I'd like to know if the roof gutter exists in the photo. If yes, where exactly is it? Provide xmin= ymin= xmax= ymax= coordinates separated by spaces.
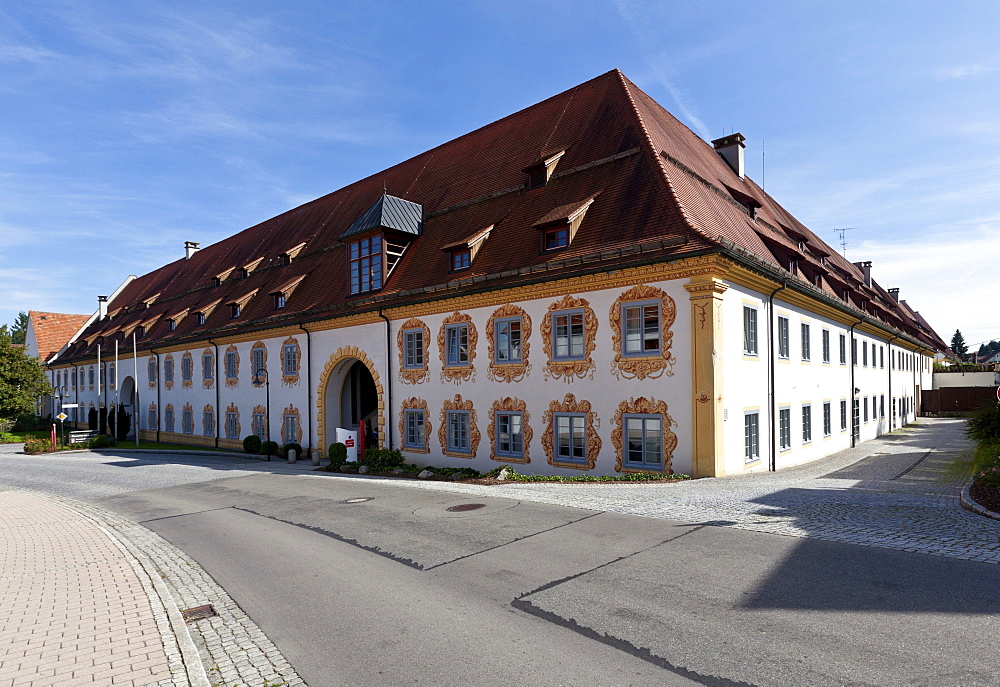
xmin=297 ymin=324 xmax=313 ymax=457
xmin=376 ymin=309 xmax=393 ymax=450
xmin=767 ymin=280 xmax=788 ymax=471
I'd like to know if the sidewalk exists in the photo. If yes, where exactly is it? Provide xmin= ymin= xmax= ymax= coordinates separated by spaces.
xmin=0 ymin=492 xmax=182 ymax=686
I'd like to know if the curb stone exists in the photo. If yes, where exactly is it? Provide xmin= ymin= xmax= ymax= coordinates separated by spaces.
xmin=960 ymin=482 xmax=1000 ymax=521
xmin=11 ymin=488 xmax=308 ymax=687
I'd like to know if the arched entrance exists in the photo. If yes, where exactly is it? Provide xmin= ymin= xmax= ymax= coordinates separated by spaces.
xmin=317 ymin=347 xmax=385 ymax=455
xmin=119 ymin=376 xmax=137 ymax=439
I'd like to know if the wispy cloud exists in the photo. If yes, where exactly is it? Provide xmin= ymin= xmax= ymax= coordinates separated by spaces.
xmin=935 ymin=63 xmax=995 ymax=80
xmin=0 ymin=44 xmax=59 ymax=63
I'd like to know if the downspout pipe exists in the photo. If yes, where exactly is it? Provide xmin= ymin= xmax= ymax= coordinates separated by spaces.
xmin=849 ymin=318 xmax=865 ymax=448
xmin=71 ymin=363 xmax=79 ymax=427
xmin=886 ymin=335 xmax=899 ymax=431
xmin=209 ymin=340 xmax=220 ymax=448
xmin=377 ymin=309 xmax=393 ymax=450
xmin=767 ymin=281 xmax=788 ymax=472
xmin=297 ymin=324 xmax=312 ymax=456
xmin=152 ymin=349 xmax=161 ymax=443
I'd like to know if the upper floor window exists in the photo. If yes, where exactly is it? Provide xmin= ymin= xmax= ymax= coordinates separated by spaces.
xmin=543 ymin=226 xmax=569 ymax=252
xmin=196 ymin=312 xmax=205 ymax=326
xmin=231 ymin=304 xmax=241 ymax=318
xmin=445 ymin=324 xmax=470 ymax=367
xmin=862 ymin=341 xmax=868 ymax=366
xmin=777 ymin=316 xmax=790 ymax=359
xmin=839 ymin=333 xmax=847 ymax=365
xmin=282 ymin=343 xmax=298 ymax=375
xmin=167 ymin=319 xmax=176 ymax=331
xmin=822 ymin=329 xmax=831 ymax=363
xmin=202 ymin=352 xmax=213 ymax=380
xmin=493 ymin=317 xmax=523 ymax=364
xmin=403 ymin=329 xmax=424 ymax=369
xmin=451 ymin=249 xmax=471 ymax=271
xmin=181 ymin=355 xmax=193 ymax=382
xmin=251 ymin=345 xmax=266 ymax=378
xmin=225 ymin=350 xmax=238 ymax=379
xmin=553 ymin=309 xmax=585 ymax=360
xmin=622 ymin=301 xmax=660 ymax=356
xmin=137 ymin=326 xmax=145 ymax=337
xmin=801 ymin=323 xmax=811 ymax=361
xmin=743 ymin=306 xmax=758 ymax=355
xmin=349 ymin=235 xmax=383 ymax=294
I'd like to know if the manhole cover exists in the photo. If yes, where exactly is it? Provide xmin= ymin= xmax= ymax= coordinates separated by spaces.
xmin=446 ymin=503 xmax=486 ymax=512
xmin=181 ymin=604 xmax=217 ymax=623
xmin=340 ymin=497 xmax=374 ymax=504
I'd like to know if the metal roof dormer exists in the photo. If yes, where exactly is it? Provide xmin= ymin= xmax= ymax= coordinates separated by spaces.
xmin=339 ymin=193 xmax=423 ymax=242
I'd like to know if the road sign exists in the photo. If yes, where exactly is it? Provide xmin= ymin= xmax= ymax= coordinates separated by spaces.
xmin=997 ymin=387 xmax=1000 ymax=402
xmin=56 ymin=413 xmax=68 ymax=421
xmin=62 ymin=403 xmax=79 ymax=408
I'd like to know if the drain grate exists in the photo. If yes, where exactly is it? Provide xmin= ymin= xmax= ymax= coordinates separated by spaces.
xmin=446 ymin=503 xmax=486 ymax=512
xmin=340 ymin=497 xmax=375 ymax=504
xmin=181 ymin=604 xmax=217 ymax=623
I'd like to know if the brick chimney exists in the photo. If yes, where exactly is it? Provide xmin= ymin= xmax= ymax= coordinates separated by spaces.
xmin=711 ymin=133 xmax=746 ymax=179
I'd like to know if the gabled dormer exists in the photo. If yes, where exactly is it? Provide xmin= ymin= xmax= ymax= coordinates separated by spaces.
xmin=523 ymin=150 xmax=565 ymax=190
xmin=279 ymin=241 xmax=307 ymax=267
xmin=339 ymin=194 xmax=423 ymax=295
xmin=269 ymin=274 xmax=307 ymax=310
xmin=442 ymin=225 xmax=492 ymax=272
xmin=533 ymin=195 xmax=596 ymax=253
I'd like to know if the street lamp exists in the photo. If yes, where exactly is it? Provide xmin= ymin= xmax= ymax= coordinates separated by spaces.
xmin=253 ymin=367 xmax=271 ymax=461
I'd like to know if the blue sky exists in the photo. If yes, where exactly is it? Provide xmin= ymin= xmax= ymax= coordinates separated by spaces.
xmin=2 ymin=1 xmax=998 ymax=349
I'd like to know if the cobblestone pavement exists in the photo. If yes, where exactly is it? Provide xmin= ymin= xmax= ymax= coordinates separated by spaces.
xmin=0 ymin=488 xmax=306 ymax=687
xmin=302 ymin=417 xmax=1000 ymax=564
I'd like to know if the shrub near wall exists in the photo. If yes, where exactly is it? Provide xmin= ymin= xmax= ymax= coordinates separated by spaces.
xmin=968 ymin=402 xmax=1000 ymax=512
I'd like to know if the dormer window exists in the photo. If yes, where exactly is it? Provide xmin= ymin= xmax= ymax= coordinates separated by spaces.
xmin=543 ymin=227 xmax=569 ymax=251
xmin=274 ymin=293 xmax=286 ymax=309
xmin=349 ymin=235 xmax=383 ymax=294
xmin=137 ymin=326 xmax=145 ymax=337
xmin=231 ymin=304 xmax=241 ymax=318
xmin=533 ymin=196 xmax=596 ymax=255
xmin=196 ymin=312 xmax=205 ymax=326
xmin=237 ymin=268 xmax=249 ymax=280
xmin=279 ymin=254 xmax=291 ymax=267
xmin=168 ymin=320 xmax=176 ymax=331
xmin=523 ymin=150 xmax=565 ymax=190
xmin=212 ymin=276 xmax=222 ymax=287
xmin=451 ymin=249 xmax=471 ymax=271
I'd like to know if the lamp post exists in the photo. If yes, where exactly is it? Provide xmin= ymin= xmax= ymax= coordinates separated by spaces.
xmin=253 ymin=368 xmax=271 ymax=461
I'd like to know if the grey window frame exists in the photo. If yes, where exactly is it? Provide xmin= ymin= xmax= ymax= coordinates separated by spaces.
xmin=622 ymin=300 xmax=661 ymax=356
xmin=148 ymin=408 xmax=157 ymax=432
xmin=446 ymin=409 xmax=471 ymax=453
xmin=493 ymin=316 xmax=523 ymax=364
xmin=165 ymin=407 xmax=174 ymax=433
xmin=554 ymin=412 xmax=588 ymax=463
xmin=147 ymin=359 xmax=156 ymax=383
xmin=495 ymin=411 xmax=525 ymax=459
xmin=552 ymin=309 xmax=585 ymax=360
xmin=840 ymin=399 xmax=847 ymax=431
xmin=283 ymin=414 xmax=297 ymax=444
xmin=164 ymin=358 xmax=174 ymax=383
xmin=252 ymin=348 xmax=266 ymax=378
xmin=403 ymin=329 xmax=424 ymax=369
xmin=743 ymin=306 xmax=758 ymax=355
xmin=283 ymin=344 xmax=298 ymax=375
xmin=225 ymin=412 xmax=238 ymax=439
xmin=445 ymin=324 xmax=470 ymax=367
xmin=202 ymin=410 xmax=214 ymax=436
xmin=778 ymin=408 xmax=791 ymax=450
xmin=202 ymin=353 xmax=213 ymax=380
xmin=225 ymin=351 xmax=238 ymax=379
xmin=404 ymin=409 xmax=425 ymax=449
xmin=863 ymin=397 xmax=869 ymax=423
xmin=823 ymin=402 xmax=832 ymax=437
xmin=802 ymin=404 xmax=812 ymax=443
xmin=839 ymin=333 xmax=847 ymax=365
xmin=252 ymin=413 xmax=266 ymax=439
xmin=181 ymin=355 xmax=192 ymax=382
xmin=182 ymin=409 xmax=193 ymax=435
xmin=744 ymin=411 xmax=760 ymax=463
xmin=801 ymin=323 xmax=811 ymax=361
xmin=623 ymin=414 xmax=663 ymax=469
xmin=862 ymin=341 xmax=868 ymax=367
xmin=822 ymin=329 xmax=831 ymax=363
xmin=777 ymin=316 xmax=790 ymax=359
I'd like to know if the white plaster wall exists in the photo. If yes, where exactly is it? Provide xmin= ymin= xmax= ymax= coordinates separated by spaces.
xmin=933 ymin=371 xmax=999 ymax=388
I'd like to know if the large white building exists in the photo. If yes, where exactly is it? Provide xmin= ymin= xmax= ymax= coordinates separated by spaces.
xmin=44 ymin=70 xmax=947 ymax=477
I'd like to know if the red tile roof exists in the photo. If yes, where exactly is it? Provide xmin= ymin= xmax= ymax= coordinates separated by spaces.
xmin=28 ymin=311 xmax=89 ymax=363
xmin=58 ymin=69 xmax=947 ymax=361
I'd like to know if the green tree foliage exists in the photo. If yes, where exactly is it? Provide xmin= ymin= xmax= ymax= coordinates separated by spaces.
xmin=951 ymin=329 xmax=969 ymax=360
xmin=0 ymin=327 xmax=51 ymax=420
xmin=976 ymin=340 xmax=1000 ymax=358
xmin=8 ymin=312 xmax=28 ymax=346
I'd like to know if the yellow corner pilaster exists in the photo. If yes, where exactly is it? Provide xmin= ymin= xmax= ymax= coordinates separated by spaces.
xmin=684 ymin=277 xmax=728 ymax=478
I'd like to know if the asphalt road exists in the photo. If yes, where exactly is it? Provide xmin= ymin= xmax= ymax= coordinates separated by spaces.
xmin=1 ymin=444 xmax=998 ymax=686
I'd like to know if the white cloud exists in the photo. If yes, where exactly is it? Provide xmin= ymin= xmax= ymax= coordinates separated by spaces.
xmin=0 ymin=45 xmax=59 ymax=63
xmin=935 ymin=63 xmax=995 ymax=80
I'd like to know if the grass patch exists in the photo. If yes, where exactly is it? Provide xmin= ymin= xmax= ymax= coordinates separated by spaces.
xmin=0 ymin=429 xmax=51 ymax=444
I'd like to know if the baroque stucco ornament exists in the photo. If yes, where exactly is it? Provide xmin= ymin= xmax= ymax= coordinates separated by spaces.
xmin=438 ymin=394 xmax=480 ymax=458
xmin=539 ymin=294 xmax=598 ymax=381
xmin=438 ymin=312 xmax=477 ymax=384
xmin=224 ymin=345 xmax=240 ymax=388
xmin=609 ymin=284 xmax=677 ymax=380
xmin=281 ymin=336 xmax=302 ymax=387
xmin=542 ymin=393 xmax=601 ymax=471
xmin=397 ymin=318 xmax=430 ymax=385
xmin=487 ymin=397 xmax=533 ymax=464
xmin=610 ymin=397 xmax=679 ymax=473
xmin=398 ymin=397 xmax=430 ymax=453
xmin=486 ymin=304 xmax=532 ymax=383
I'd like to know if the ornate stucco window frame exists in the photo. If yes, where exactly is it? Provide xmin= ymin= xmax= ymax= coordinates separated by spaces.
xmin=486 ymin=305 xmax=531 ymax=383
xmin=488 ymin=397 xmax=532 ymax=464
xmin=542 ymin=393 xmax=601 ymax=470
xmin=609 ymin=284 xmax=676 ymax=380
xmin=610 ymin=397 xmax=678 ymax=473
xmin=540 ymin=295 xmax=597 ymax=381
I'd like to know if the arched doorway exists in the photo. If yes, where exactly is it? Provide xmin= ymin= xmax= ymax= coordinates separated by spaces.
xmin=317 ymin=347 xmax=385 ymax=455
xmin=118 ymin=376 xmax=137 ymax=439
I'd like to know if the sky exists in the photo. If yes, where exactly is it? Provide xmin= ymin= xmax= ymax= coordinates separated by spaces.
xmin=1 ymin=1 xmax=999 ymax=350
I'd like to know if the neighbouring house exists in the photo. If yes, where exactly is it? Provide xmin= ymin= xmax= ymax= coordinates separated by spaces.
xmin=25 ymin=311 xmax=90 ymax=417
xmin=42 ymin=69 xmax=949 ymax=476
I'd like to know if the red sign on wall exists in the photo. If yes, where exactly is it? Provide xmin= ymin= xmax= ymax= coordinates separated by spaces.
xmin=345 ymin=438 xmax=355 ymax=447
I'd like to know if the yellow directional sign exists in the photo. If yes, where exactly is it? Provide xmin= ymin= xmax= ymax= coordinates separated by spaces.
xmin=56 ymin=413 xmax=68 ymax=421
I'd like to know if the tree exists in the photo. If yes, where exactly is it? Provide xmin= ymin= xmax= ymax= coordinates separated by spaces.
xmin=951 ymin=329 xmax=969 ymax=361
xmin=8 ymin=312 xmax=28 ymax=346
xmin=0 ymin=327 xmax=51 ymax=420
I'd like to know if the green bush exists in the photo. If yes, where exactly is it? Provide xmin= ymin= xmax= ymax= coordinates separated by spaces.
xmin=973 ymin=452 xmax=1000 ymax=488
xmin=362 ymin=447 xmax=405 ymax=471
xmin=327 ymin=442 xmax=348 ymax=469
xmin=243 ymin=435 xmax=262 ymax=454
xmin=89 ymin=435 xmax=113 ymax=449
xmin=280 ymin=442 xmax=303 ymax=460
xmin=259 ymin=440 xmax=279 ymax=456
xmin=966 ymin=401 xmax=1000 ymax=442
xmin=23 ymin=438 xmax=52 ymax=454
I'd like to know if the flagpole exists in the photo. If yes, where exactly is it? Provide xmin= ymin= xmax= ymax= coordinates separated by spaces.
xmin=97 ymin=344 xmax=102 ymax=432
xmin=133 ymin=333 xmax=140 ymax=448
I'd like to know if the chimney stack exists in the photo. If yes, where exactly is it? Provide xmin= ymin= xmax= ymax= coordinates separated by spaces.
xmin=888 ymin=288 xmax=899 ymax=302
xmin=184 ymin=241 xmax=200 ymax=260
xmin=711 ymin=133 xmax=746 ymax=179
xmin=98 ymin=295 xmax=108 ymax=320
xmin=852 ymin=260 xmax=872 ymax=286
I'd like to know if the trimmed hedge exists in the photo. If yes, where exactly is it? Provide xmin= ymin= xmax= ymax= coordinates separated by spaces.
xmin=243 ymin=435 xmax=262 ymax=454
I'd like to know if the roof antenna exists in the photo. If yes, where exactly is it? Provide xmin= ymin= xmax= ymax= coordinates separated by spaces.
xmin=761 ymin=138 xmax=765 ymax=192
xmin=382 ymin=178 xmax=387 ymax=194
xmin=834 ymin=227 xmax=855 ymax=257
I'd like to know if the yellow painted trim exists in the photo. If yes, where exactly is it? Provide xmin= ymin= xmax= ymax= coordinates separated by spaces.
xmin=684 ymin=276 xmax=728 ymax=478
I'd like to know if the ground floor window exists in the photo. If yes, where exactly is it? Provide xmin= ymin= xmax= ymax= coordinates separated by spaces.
xmin=182 ymin=409 xmax=193 ymax=434
xmin=495 ymin=412 xmax=524 ymax=459
xmin=840 ymin=400 xmax=847 ymax=431
xmin=447 ymin=410 xmax=471 ymax=454
xmin=744 ymin=412 xmax=759 ymax=463
xmin=148 ymin=408 xmax=157 ymax=432
xmin=624 ymin=414 xmax=662 ymax=469
xmin=863 ymin=397 xmax=869 ymax=423
xmin=404 ymin=409 xmax=425 ymax=450
xmin=226 ymin=412 xmax=238 ymax=439
xmin=823 ymin=402 xmax=831 ymax=437
xmin=203 ymin=409 xmax=214 ymax=436
xmin=165 ymin=407 xmax=174 ymax=433
xmin=802 ymin=405 xmax=812 ymax=443
xmin=252 ymin=413 xmax=266 ymax=439
xmin=283 ymin=414 xmax=298 ymax=444
xmin=778 ymin=408 xmax=791 ymax=450
xmin=555 ymin=413 xmax=587 ymax=463
xmin=880 ymin=395 xmax=885 ymax=419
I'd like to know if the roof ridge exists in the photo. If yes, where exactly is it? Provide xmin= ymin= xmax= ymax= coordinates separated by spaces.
xmin=612 ymin=70 xmax=718 ymax=248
